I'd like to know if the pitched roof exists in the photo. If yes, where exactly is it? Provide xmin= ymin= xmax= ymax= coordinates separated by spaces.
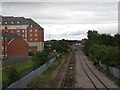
xmin=2 ymin=33 xmax=22 ymax=43
xmin=1 ymin=16 xmax=43 ymax=29
xmin=2 ymin=16 xmax=27 ymax=25
xmin=26 ymin=18 xmax=41 ymax=29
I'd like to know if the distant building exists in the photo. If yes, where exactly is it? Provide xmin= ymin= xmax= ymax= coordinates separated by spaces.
xmin=81 ymin=38 xmax=87 ymax=47
xmin=2 ymin=34 xmax=29 ymax=58
xmin=1 ymin=16 xmax=44 ymax=52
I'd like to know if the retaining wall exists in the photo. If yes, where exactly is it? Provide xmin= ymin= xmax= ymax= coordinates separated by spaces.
xmin=98 ymin=60 xmax=120 ymax=79
xmin=6 ymin=54 xmax=61 ymax=89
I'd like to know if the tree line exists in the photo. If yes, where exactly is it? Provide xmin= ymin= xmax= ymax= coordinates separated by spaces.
xmin=84 ymin=30 xmax=120 ymax=69
xmin=33 ymin=39 xmax=70 ymax=69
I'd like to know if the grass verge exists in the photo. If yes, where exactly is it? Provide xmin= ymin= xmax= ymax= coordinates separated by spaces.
xmin=2 ymin=61 xmax=33 ymax=89
xmin=27 ymin=54 xmax=67 ymax=88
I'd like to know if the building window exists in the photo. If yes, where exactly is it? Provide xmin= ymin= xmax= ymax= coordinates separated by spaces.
xmin=17 ymin=26 xmax=20 ymax=29
xmin=5 ymin=30 xmax=8 ymax=33
xmin=35 ymin=38 xmax=38 ymax=40
xmin=30 ymin=30 xmax=32 ymax=32
xmin=31 ymin=25 xmax=32 ymax=27
xmin=5 ymin=22 xmax=7 ymax=24
xmin=22 ymin=26 xmax=25 ymax=29
xmin=22 ymin=34 xmax=24 ymax=37
xmin=35 ymin=34 xmax=38 ymax=36
xmin=2 ymin=47 xmax=4 ymax=50
xmin=30 ymin=34 xmax=32 ymax=36
xmin=17 ymin=21 xmax=19 ymax=24
xmin=35 ymin=29 xmax=37 ymax=32
xmin=17 ymin=30 xmax=20 ymax=33
xmin=0 ymin=22 xmax=1 ymax=24
xmin=11 ymin=30 xmax=14 ymax=33
xmin=22 ymin=30 xmax=24 ymax=32
xmin=30 ymin=38 xmax=32 ymax=41
xmin=11 ymin=22 xmax=14 ymax=24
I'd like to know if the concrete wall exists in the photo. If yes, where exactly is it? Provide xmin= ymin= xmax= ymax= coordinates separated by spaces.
xmin=6 ymin=54 xmax=61 ymax=89
xmin=6 ymin=57 xmax=57 ymax=88
xmin=98 ymin=60 xmax=120 ymax=79
xmin=2 ymin=56 xmax=32 ymax=67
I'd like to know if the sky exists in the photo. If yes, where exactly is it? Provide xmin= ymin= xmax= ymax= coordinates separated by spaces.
xmin=0 ymin=0 xmax=119 ymax=40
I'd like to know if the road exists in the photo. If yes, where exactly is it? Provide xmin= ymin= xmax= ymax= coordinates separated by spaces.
xmin=75 ymin=47 xmax=119 ymax=89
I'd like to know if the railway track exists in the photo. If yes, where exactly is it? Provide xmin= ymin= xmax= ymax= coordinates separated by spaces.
xmin=79 ymin=49 xmax=109 ymax=90
xmin=61 ymin=50 xmax=76 ymax=89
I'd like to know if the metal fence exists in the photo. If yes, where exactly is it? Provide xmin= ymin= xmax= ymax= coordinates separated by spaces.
xmin=2 ymin=56 xmax=32 ymax=67
xmin=98 ymin=60 xmax=120 ymax=79
xmin=6 ymin=54 xmax=61 ymax=89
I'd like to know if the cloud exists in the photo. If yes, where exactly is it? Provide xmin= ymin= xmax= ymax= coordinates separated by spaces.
xmin=41 ymin=24 xmax=118 ymax=40
xmin=2 ymin=2 xmax=118 ymax=24
xmin=1 ymin=2 xmax=118 ymax=40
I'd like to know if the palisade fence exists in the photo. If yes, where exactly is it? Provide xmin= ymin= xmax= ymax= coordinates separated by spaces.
xmin=97 ymin=59 xmax=120 ymax=79
xmin=6 ymin=54 xmax=61 ymax=89
xmin=2 ymin=56 xmax=32 ymax=67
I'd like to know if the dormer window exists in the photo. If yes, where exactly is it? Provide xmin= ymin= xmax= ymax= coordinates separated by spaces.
xmin=0 ymin=22 xmax=1 ymax=24
xmin=17 ymin=21 xmax=19 ymax=24
xmin=11 ymin=22 xmax=13 ymax=24
xmin=5 ymin=22 xmax=7 ymax=24
xmin=31 ymin=25 xmax=32 ymax=27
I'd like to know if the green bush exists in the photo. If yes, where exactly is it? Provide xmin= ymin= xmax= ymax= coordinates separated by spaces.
xmin=3 ymin=67 xmax=19 ymax=89
xmin=33 ymin=50 xmax=51 ymax=69
xmin=7 ymin=67 xmax=19 ymax=83
xmin=89 ymin=44 xmax=119 ymax=69
xmin=84 ymin=30 xmax=120 ymax=69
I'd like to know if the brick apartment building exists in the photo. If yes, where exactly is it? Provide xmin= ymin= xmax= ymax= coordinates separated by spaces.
xmin=1 ymin=16 xmax=44 ymax=48
xmin=2 ymin=33 xmax=29 ymax=58
xmin=0 ymin=16 xmax=44 ymax=59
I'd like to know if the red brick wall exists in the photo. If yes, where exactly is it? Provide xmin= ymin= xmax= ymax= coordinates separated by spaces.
xmin=8 ymin=38 xmax=29 ymax=56
xmin=2 ymin=28 xmax=44 ymax=42
xmin=29 ymin=48 xmax=37 ymax=53
xmin=2 ymin=29 xmax=26 ymax=38
xmin=27 ymin=28 xmax=44 ymax=42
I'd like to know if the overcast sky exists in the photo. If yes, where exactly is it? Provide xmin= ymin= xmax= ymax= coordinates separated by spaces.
xmin=1 ymin=0 xmax=119 ymax=40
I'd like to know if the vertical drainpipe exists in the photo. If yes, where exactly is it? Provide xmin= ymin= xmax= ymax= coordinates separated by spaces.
xmin=3 ymin=33 xmax=6 ymax=60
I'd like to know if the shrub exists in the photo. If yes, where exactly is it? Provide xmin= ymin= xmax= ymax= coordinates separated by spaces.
xmin=7 ymin=68 xmax=19 ymax=83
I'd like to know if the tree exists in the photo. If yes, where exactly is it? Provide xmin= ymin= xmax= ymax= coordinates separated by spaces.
xmin=100 ymin=34 xmax=114 ymax=46
xmin=87 ymin=30 xmax=99 ymax=39
xmin=113 ymin=34 xmax=120 ymax=48
xmin=33 ymin=50 xmax=51 ymax=69
xmin=51 ymin=40 xmax=69 ymax=53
